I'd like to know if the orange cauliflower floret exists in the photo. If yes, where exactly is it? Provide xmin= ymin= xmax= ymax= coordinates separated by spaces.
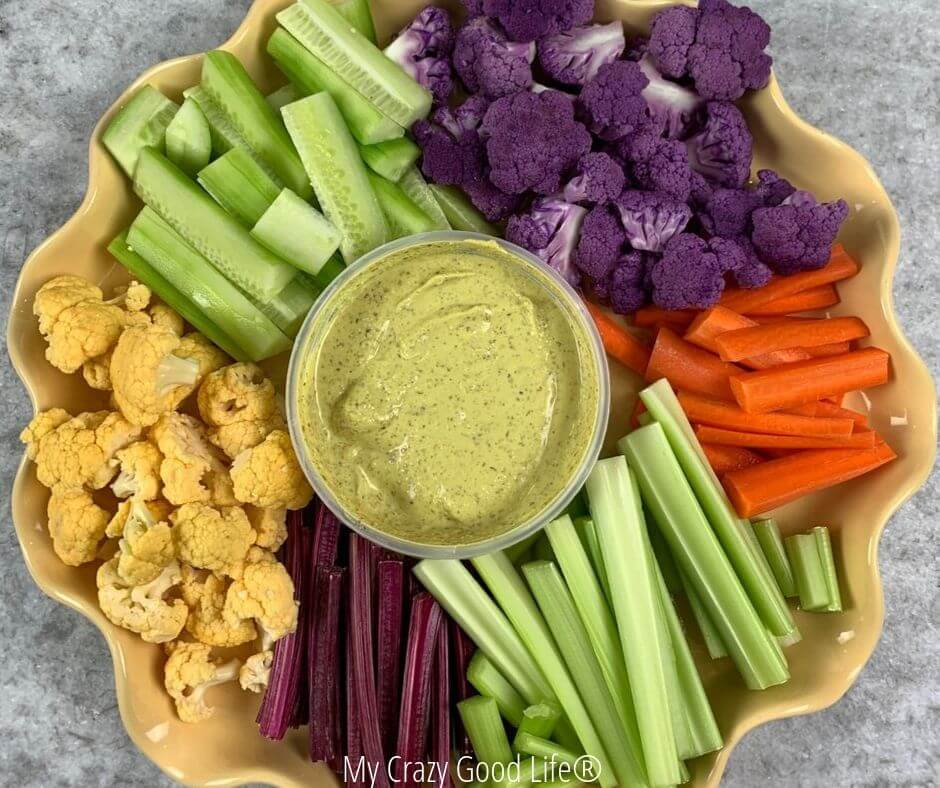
xmin=151 ymin=413 xmax=235 ymax=506
xmin=30 ymin=411 xmax=141 ymax=491
xmin=163 ymin=642 xmax=240 ymax=723
xmin=180 ymin=566 xmax=257 ymax=647
xmin=19 ymin=408 xmax=71 ymax=461
xmin=113 ymin=498 xmax=175 ymax=585
xmin=110 ymin=440 xmax=163 ymax=500
xmin=110 ymin=324 xmax=201 ymax=427
xmin=230 ymin=430 xmax=313 ymax=510
xmin=117 ymin=281 xmax=152 ymax=312
xmin=47 ymin=488 xmax=111 ymax=566
xmin=246 ymin=506 xmax=288 ymax=552
xmin=33 ymin=276 xmax=102 ymax=336
xmin=170 ymin=503 xmax=255 ymax=575
xmin=96 ymin=558 xmax=187 ymax=643
xmin=239 ymin=650 xmax=274 ymax=694
xmin=224 ymin=558 xmax=298 ymax=645
xmin=82 ymin=350 xmax=113 ymax=391
xmin=106 ymin=498 xmax=173 ymax=538
xmin=177 ymin=333 xmax=230 ymax=383
xmin=149 ymin=302 xmax=184 ymax=336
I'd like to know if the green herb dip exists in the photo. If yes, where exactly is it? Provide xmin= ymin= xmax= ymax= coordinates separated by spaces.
xmin=297 ymin=239 xmax=601 ymax=547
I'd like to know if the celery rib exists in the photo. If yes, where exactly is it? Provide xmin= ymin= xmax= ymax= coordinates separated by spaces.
xmin=467 ymin=652 xmax=526 ymax=728
xmin=458 ymin=696 xmax=513 ymax=766
xmin=751 ymin=518 xmax=798 ymax=598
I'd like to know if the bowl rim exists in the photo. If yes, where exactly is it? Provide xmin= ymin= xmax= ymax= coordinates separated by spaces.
xmin=5 ymin=0 xmax=937 ymax=785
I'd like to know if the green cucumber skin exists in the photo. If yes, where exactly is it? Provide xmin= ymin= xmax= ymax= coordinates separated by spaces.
xmin=164 ymin=98 xmax=211 ymax=177
xmin=367 ymin=171 xmax=436 ymax=239
xmin=267 ymin=27 xmax=403 ymax=145
xmin=283 ymin=94 xmax=388 ymax=262
xmin=265 ymin=83 xmax=303 ymax=112
xmin=359 ymin=137 xmax=420 ymax=182
xmin=429 ymin=184 xmax=498 ymax=235
xmin=108 ymin=231 xmax=249 ymax=362
xmin=398 ymin=167 xmax=450 ymax=230
xmin=126 ymin=208 xmax=291 ymax=360
xmin=255 ymin=275 xmax=318 ymax=337
xmin=102 ymin=85 xmax=179 ymax=177
xmin=332 ymin=0 xmax=376 ymax=42
xmin=134 ymin=147 xmax=297 ymax=301
xmin=197 ymin=147 xmax=281 ymax=228
xmin=251 ymin=188 xmax=342 ymax=275
xmin=201 ymin=50 xmax=312 ymax=200
xmin=278 ymin=0 xmax=432 ymax=128
xmin=315 ymin=253 xmax=346 ymax=289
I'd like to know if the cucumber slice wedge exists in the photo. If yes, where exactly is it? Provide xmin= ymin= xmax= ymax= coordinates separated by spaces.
xmin=429 ymin=184 xmax=498 ymax=235
xmin=102 ymin=85 xmax=178 ymax=177
xmin=164 ymin=97 xmax=211 ymax=176
xmin=108 ymin=231 xmax=249 ymax=362
xmin=251 ymin=188 xmax=342 ymax=276
xmin=332 ymin=0 xmax=376 ymax=42
xmin=398 ymin=167 xmax=450 ymax=230
xmin=282 ymin=94 xmax=388 ymax=262
xmin=201 ymin=50 xmax=311 ymax=200
xmin=367 ymin=171 xmax=437 ymax=239
xmin=277 ymin=0 xmax=432 ymax=127
xmin=265 ymin=83 xmax=303 ymax=112
xmin=358 ymin=137 xmax=420 ymax=182
xmin=267 ymin=27 xmax=403 ymax=145
xmin=134 ymin=147 xmax=297 ymax=301
xmin=197 ymin=147 xmax=281 ymax=227
xmin=124 ymin=210 xmax=291 ymax=360
xmin=255 ymin=274 xmax=319 ymax=337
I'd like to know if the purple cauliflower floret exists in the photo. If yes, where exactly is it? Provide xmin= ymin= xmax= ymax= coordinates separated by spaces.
xmin=751 ymin=191 xmax=849 ymax=274
xmin=614 ymin=190 xmax=692 ymax=253
xmin=481 ymin=90 xmax=592 ymax=195
xmin=506 ymin=197 xmax=587 ymax=286
xmin=624 ymin=36 xmax=649 ymax=62
xmin=606 ymin=251 xmax=650 ymax=314
xmin=462 ymin=0 xmax=485 ymax=16
xmin=384 ymin=6 xmax=455 ymax=105
xmin=637 ymin=55 xmax=704 ymax=140
xmin=431 ymin=94 xmax=490 ymax=137
xmin=728 ymin=236 xmax=773 ymax=288
xmin=574 ymin=204 xmax=625 ymax=281
xmin=754 ymin=168 xmax=796 ymax=206
xmin=578 ymin=60 xmax=653 ymax=142
xmin=685 ymin=101 xmax=753 ymax=188
xmin=618 ymin=132 xmax=694 ymax=202
xmin=453 ymin=17 xmax=536 ymax=98
xmin=482 ymin=0 xmax=594 ymax=42
xmin=698 ymin=186 xmax=762 ymax=237
xmin=412 ymin=115 xmax=485 ymax=187
xmin=538 ymin=22 xmax=626 ymax=87
xmin=689 ymin=170 xmax=714 ymax=210
xmin=648 ymin=0 xmax=772 ymax=101
xmin=563 ymin=153 xmax=625 ymax=205
xmin=651 ymin=232 xmax=741 ymax=308
xmin=463 ymin=177 xmax=520 ymax=221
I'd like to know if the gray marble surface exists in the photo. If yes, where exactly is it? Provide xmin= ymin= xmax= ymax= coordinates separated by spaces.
xmin=0 ymin=1 xmax=937 ymax=786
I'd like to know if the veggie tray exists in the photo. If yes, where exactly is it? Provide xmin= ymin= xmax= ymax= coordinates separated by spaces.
xmin=5 ymin=0 xmax=937 ymax=786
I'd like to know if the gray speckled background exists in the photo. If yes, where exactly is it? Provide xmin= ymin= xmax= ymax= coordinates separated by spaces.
xmin=1 ymin=1 xmax=937 ymax=786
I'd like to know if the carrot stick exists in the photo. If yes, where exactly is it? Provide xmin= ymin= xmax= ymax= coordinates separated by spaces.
xmin=630 ymin=397 xmax=647 ymax=429
xmin=715 ymin=317 xmax=869 ymax=362
xmin=645 ymin=326 xmax=742 ymax=401
xmin=584 ymin=301 xmax=651 ymax=375
xmin=804 ymin=341 xmax=852 ymax=358
xmin=685 ymin=306 xmax=810 ymax=369
xmin=701 ymin=443 xmax=764 ymax=474
xmin=723 ymin=442 xmax=897 ymax=517
xmin=730 ymin=348 xmax=890 ymax=414
xmin=695 ymin=425 xmax=878 ymax=450
xmin=678 ymin=391 xmax=854 ymax=436
xmin=787 ymin=401 xmax=869 ymax=429
xmin=744 ymin=285 xmax=841 ymax=316
xmin=633 ymin=306 xmax=696 ymax=330
xmin=720 ymin=244 xmax=859 ymax=314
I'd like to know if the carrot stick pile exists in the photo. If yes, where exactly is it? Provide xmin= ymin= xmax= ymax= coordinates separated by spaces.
xmin=584 ymin=244 xmax=897 ymax=518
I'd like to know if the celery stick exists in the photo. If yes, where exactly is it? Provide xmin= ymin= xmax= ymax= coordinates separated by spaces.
xmin=785 ymin=534 xmax=830 ymax=611
xmin=467 ymin=652 xmax=526 ymax=728
xmin=429 ymin=184 xmax=497 ymax=234
xmin=164 ymin=97 xmax=211 ymax=177
xmin=504 ymin=532 xmax=541 ymax=566
xmin=637 ymin=411 xmax=653 ymax=426
xmin=283 ymin=94 xmax=389 ymax=262
xmin=813 ymin=527 xmax=842 ymax=612
xmin=458 ymin=697 xmax=513 ymax=766
xmin=367 ymin=171 xmax=437 ymax=239
xmin=197 ymin=147 xmax=281 ymax=228
xmin=514 ymin=732 xmax=580 ymax=767
xmin=251 ymin=188 xmax=341 ymax=276
xmin=398 ymin=167 xmax=450 ymax=231
xmin=108 ymin=231 xmax=248 ymax=362
xmin=585 ymin=457 xmax=681 ymax=788
xmin=255 ymin=274 xmax=318 ymax=337
xmin=752 ymin=518 xmax=797 ymax=598
xmin=102 ymin=85 xmax=178 ymax=177
xmin=359 ymin=137 xmax=420 ymax=182
xmin=679 ymin=567 xmax=728 ymax=660
xmin=265 ymin=83 xmax=302 ymax=112
xmin=331 ymin=0 xmax=376 ymax=42
xmin=532 ymin=534 xmax=555 ymax=563
xmin=544 ymin=516 xmax=641 ymax=762
xmin=565 ymin=491 xmax=589 ymax=520
xmin=573 ymin=517 xmax=612 ymax=606
xmin=201 ymin=51 xmax=311 ymax=199
xmin=621 ymin=425 xmax=789 ymax=691
xmin=470 ymin=553 xmax=617 ymax=788
xmin=523 ymin=561 xmax=647 ymax=788
xmin=638 ymin=380 xmax=796 ymax=638
xmin=134 ymin=147 xmax=297 ymax=300
xmin=124 ymin=209 xmax=290 ymax=360
xmin=413 ymin=560 xmax=554 ymax=706
xmin=778 ymin=628 xmax=803 ymax=648
xmin=267 ymin=27 xmax=402 ymax=145
xmin=515 ymin=703 xmax=562 ymax=742
xmin=278 ymin=0 xmax=432 ymax=127
xmin=649 ymin=521 xmax=682 ymax=595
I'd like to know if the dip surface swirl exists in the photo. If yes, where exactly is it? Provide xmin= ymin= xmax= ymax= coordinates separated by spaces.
xmin=298 ymin=240 xmax=600 ymax=547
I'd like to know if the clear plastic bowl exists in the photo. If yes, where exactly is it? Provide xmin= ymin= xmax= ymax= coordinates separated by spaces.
xmin=286 ymin=231 xmax=610 ymax=559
